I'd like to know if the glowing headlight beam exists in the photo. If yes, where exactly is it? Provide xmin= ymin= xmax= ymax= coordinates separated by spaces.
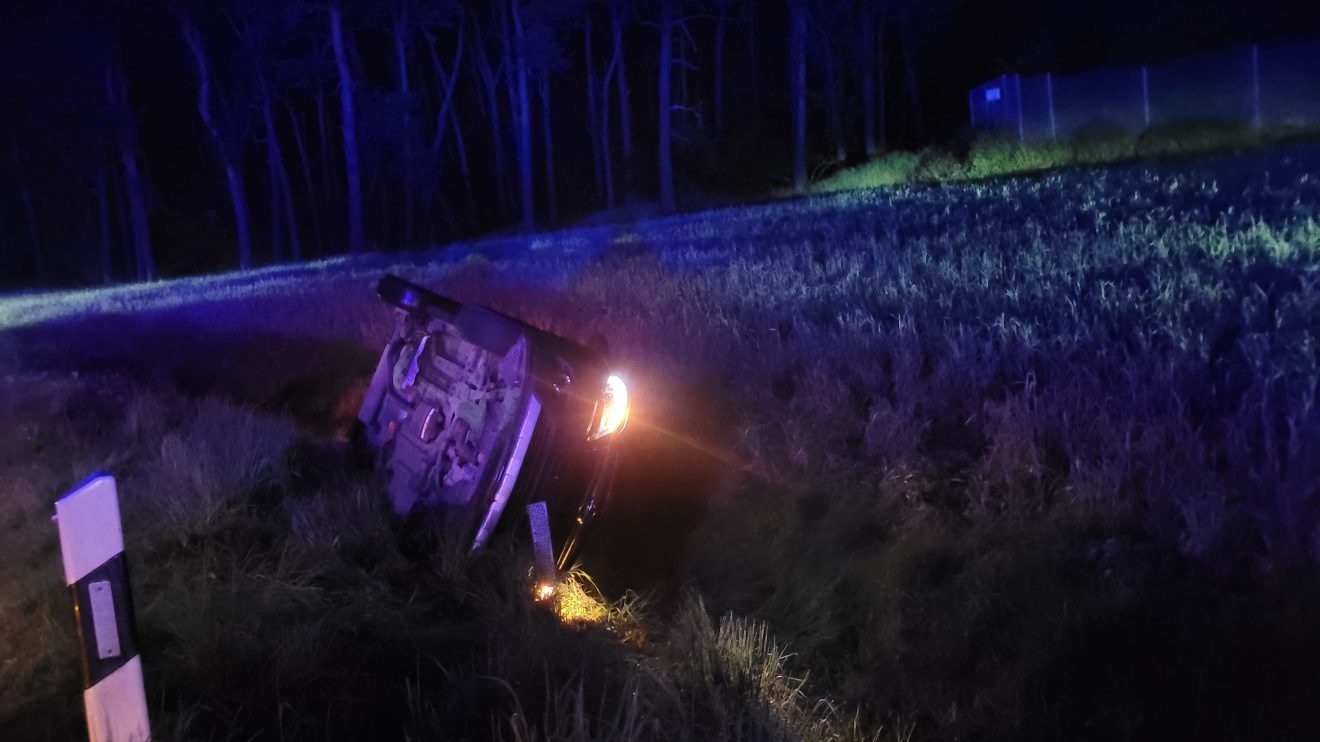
xmin=587 ymin=374 xmax=629 ymax=440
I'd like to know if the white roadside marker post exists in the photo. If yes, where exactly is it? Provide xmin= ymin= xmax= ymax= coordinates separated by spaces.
xmin=527 ymin=500 xmax=558 ymax=597
xmin=53 ymin=473 xmax=152 ymax=742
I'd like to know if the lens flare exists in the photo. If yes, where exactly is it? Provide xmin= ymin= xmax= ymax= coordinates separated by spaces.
xmin=535 ymin=582 xmax=557 ymax=602
xmin=587 ymin=374 xmax=629 ymax=440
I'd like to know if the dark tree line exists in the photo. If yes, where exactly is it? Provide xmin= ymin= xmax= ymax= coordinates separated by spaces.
xmin=1 ymin=0 xmax=1310 ymax=289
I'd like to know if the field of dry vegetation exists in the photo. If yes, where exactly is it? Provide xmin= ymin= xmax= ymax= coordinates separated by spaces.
xmin=2 ymin=142 xmax=1320 ymax=741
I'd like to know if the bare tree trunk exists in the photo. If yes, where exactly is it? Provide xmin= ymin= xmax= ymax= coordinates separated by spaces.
xmin=331 ymin=7 xmax=365 ymax=254
xmin=265 ymin=102 xmax=283 ymax=262
xmin=97 ymin=160 xmax=112 ymax=283
xmin=601 ymin=38 xmax=620 ymax=210
xmin=862 ymin=11 xmax=877 ymax=156
xmin=611 ymin=6 xmax=632 ymax=164
xmin=790 ymin=0 xmax=807 ymax=193
xmin=510 ymin=0 xmax=534 ymax=231
xmin=284 ymin=98 xmax=323 ymax=257
xmin=745 ymin=0 xmax=760 ymax=118
xmin=658 ymin=0 xmax=675 ymax=213
xmin=393 ymin=13 xmax=415 ymax=248
xmin=451 ymin=102 xmax=477 ymax=227
xmin=116 ymin=137 xmax=154 ymax=281
xmin=224 ymin=164 xmax=253 ymax=267
xmin=184 ymin=21 xmax=252 ymax=269
xmin=448 ymin=102 xmax=477 ymax=229
xmin=676 ymin=20 xmax=688 ymax=106
xmin=0 ymin=208 xmax=8 ymax=284
xmin=425 ymin=25 xmax=469 ymax=232
xmin=499 ymin=8 xmax=520 ymax=214
xmin=426 ymin=25 xmax=464 ymax=153
xmin=584 ymin=13 xmax=604 ymax=202
xmin=486 ymin=76 xmax=512 ymax=217
xmin=714 ymin=5 xmax=727 ymax=134
xmin=862 ymin=75 xmax=876 ymax=155
xmin=904 ymin=75 xmax=921 ymax=140
xmin=20 ymin=178 xmax=40 ymax=284
xmin=106 ymin=65 xmax=154 ymax=281
xmin=121 ymin=150 xmax=154 ymax=281
xmin=899 ymin=23 xmax=924 ymax=142
xmin=535 ymin=75 xmax=557 ymax=227
xmin=434 ymin=187 xmax=458 ymax=235
xmin=263 ymin=93 xmax=302 ymax=261
xmin=11 ymin=139 xmax=43 ymax=285
xmin=825 ymin=48 xmax=846 ymax=162
xmin=471 ymin=16 xmax=511 ymax=218
xmin=314 ymin=86 xmax=335 ymax=221
xmin=877 ymin=44 xmax=888 ymax=151
xmin=377 ymin=179 xmax=389 ymax=248
xmin=540 ymin=75 xmax=556 ymax=225
xmin=110 ymin=149 xmax=132 ymax=274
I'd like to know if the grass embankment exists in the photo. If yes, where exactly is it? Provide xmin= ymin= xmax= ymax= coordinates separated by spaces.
xmin=3 ymin=143 xmax=1320 ymax=740
xmin=0 ymin=331 xmax=871 ymax=741
xmin=816 ymin=120 xmax=1320 ymax=192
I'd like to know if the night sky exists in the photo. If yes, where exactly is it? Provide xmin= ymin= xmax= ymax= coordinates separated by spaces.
xmin=0 ymin=0 xmax=1316 ymax=289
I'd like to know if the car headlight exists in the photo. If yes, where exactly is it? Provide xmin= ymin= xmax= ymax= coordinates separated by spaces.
xmin=587 ymin=374 xmax=629 ymax=440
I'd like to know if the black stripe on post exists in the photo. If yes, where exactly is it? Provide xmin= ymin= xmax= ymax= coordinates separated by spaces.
xmin=70 ymin=552 xmax=140 ymax=689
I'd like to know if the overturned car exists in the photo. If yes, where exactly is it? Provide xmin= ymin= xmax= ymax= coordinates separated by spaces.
xmin=357 ymin=275 xmax=628 ymax=570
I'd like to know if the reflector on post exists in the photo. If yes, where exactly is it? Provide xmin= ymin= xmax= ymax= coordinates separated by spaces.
xmin=527 ymin=500 xmax=557 ymax=592
xmin=54 ymin=473 xmax=151 ymax=742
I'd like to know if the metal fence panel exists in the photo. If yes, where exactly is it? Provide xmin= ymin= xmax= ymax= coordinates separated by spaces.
xmin=969 ymin=75 xmax=1022 ymax=133
xmin=1147 ymin=46 xmax=1254 ymax=125
xmin=1052 ymin=66 xmax=1146 ymax=137
xmin=969 ymin=38 xmax=1320 ymax=137
xmin=1260 ymin=39 xmax=1320 ymax=126
xmin=1019 ymin=74 xmax=1056 ymax=140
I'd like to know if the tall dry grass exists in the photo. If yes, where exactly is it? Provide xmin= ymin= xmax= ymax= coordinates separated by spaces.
xmin=2 ymin=142 xmax=1319 ymax=740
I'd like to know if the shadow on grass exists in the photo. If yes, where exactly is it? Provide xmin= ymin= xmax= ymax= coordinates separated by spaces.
xmin=691 ymin=483 xmax=1320 ymax=741
xmin=580 ymin=377 xmax=732 ymax=605
xmin=1029 ymin=568 xmax=1320 ymax=742
xmin=3 ymin=308 xmax=377 ymax=436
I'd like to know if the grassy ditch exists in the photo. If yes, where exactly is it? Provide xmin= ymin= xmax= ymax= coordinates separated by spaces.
xmin=2 ymin=143 xmax=1320 ymax=740
xmin=815 ymin=120 xmax=1320 ymax=193
xmin=0 ymin=362 xmax=873 ymax=741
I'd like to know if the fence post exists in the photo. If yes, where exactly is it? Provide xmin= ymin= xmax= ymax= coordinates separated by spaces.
xmin=54 ymin=473 xmax=152 ymax=742
xmin=1015 ymin=74 xmax=1025 ymax=143
xmin=1250 ymin=43 xmax=1262 ymax=129
xmin=1141 ymin=65 xmax=1151 ymax=129
xmin=1001 ymin=74 xmax=1009 ymax=132
xmin=1046 ymin=72 xmax=1057 ymax=141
